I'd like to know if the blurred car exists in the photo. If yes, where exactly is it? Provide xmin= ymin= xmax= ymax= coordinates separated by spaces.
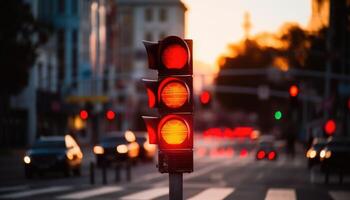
xmin=93 ymin=131 xmax=140 ymax=167
xmin=136 ymin=134 xmax=157 ymax=161
xmin=306 ymin=138 xmax=327 ymax=169
xmin=23 ymin=135 xmax=83 ymax=178
xmin=320 ymin=137 xmax=350 ymax=180
xmin=255 ymin=137 xmax=277 ymax=161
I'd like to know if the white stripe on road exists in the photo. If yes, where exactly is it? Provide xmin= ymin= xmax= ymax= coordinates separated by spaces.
xmin=57 ymin=186 xmax=123 ymax=199
xmin=120 ymin=187 xmax=168 ymax=200
xmin=265 ymin=188 xmax=296 ymax=200
xmin=187 ymin=187 xmax=234 ymax=200
xmin=0 ymin=186 xmax=72 ymax=199
xmin=0 ymin=185 xmax=28 ymax=192
xmin=329 ymin=191 xmax=350 ymax=200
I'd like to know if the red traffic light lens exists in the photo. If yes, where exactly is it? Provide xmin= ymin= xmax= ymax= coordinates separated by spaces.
xmin=161 ymin=44 xmax=188 ymax=69
xmin=257 ymin=150 xmax=265 ymax=160
xmin=159 ymin=115 xmax=189 ymax=145
xmin=200 ymin=91 xmax=211 ymax=104
xmin=106 ymin=110 xmax=115 ymax=120
xmin=289 ymin=85 xmax=299 ymax=97
xmin=160 ymin=80 xmax=189 ymax=109
xmin=268 ymin=151 xmax=276 ymax=160
xmin=324 ymin=119 xmax=336 ymax=135
xmin=80 ymin=110 xmax=88 ymax=120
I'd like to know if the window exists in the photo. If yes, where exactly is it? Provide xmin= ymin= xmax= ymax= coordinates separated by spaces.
xmin=72 ymin=29 xmax=78 ymax=88
xmin=57 ymin=29 xmax=65 ymax=83
xmin=58 ymin=0 xmax=65 ymax=14
xmin=145 ymin=32 xmax=153 ymax=41
xmin=159 ymin=8 xmax=167 ymax=22
xmin=71 ymin=0 xmax=78 ymax=15
xmin=145 ymin=8 xmax=153 ymax=22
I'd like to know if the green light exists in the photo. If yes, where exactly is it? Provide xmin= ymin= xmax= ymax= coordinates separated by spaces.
xmin=274 ymin=111 xmax=282 ymax=120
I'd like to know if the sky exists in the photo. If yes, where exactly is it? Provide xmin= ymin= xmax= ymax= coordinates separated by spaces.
xmin=181 ymin=0 xmax=311 ymax=74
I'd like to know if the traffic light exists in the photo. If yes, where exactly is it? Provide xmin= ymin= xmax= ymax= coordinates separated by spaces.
xmin=105 ymin=110 xmax=116 ymax=121
xmin=289 ymin=84 xmax=299 ymax=97
xmin=79 ymin=110 xmax=89 ymax=120
xmin=324 ymin=119 xmax=336 ymax=136
xmin=142 ymin=36 xmax=193 ymax=173
xmin=274 ymin=110 xmax=282 ymax=120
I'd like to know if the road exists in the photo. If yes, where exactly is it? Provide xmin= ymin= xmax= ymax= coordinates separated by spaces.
xmin=0 ymin=137 xmax=349 ymax=200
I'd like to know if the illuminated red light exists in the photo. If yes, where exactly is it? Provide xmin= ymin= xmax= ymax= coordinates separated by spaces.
xmin=160 ymin=81 xmax=188 ymax=108
xmin=146 ymin=88 xmax=156 ymax=108
xmin=324 ymin=119 xmax=336 ymax=136
xmin=161 ymin=44 xmax=188 ymax=69
xmin=268 ymin=151 xmax=276 ymax=160
xmin=106 ymin=110 xmax=115 ymax=120
xmin=289 ymin=85 xmax=299 ymax=97
xmin=200 ymin=91 xmax=211 ymax=104
xmin=240 ymin=149 xmax=248 ymax=157
xmin=80 ymin=110 xmax=88 ymax=120
xmin=257 ymin=150 xmax=265 ymax=160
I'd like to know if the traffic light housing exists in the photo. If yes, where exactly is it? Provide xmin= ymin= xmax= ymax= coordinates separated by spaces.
xmin=142 ymin=36 xmax=193 ymax=173
xmin=289 ymin=84 xmax=299 ymax=108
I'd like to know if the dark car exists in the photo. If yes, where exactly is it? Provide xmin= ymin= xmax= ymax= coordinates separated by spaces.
xmin=255 ymin=138 xmax=277 ymax=161
xmin=320 ymin=138 xmax=350 ymax=182
xmin=93 ymin=135 xmax=140 ymax=167
xmin=136 ymin=134 xmax=156 ymax=161
xmin=23 ymin=135 xmax=83 ymax=178
xmin=306 ymin=138 xmax=327 ymax=169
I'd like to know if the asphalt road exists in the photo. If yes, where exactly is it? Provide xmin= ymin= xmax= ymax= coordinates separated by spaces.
xmin=0 ymin=137 xmax=349 ymax=200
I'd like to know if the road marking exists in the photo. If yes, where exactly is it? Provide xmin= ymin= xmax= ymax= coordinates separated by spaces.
xmin=0 ymin=186 xmax=72 ymax=199
xmin=187 ymin=187 xmax=234 ymax=200
xmin=265 ymin=188 xmax=296 ymax=200
xmin=329 ymin=191 xmax=350 ymax=200
xmin=57 ymin=186 xmax=123 ymax=199
xmin=120 ymin=187 xmax=168 ymax=200
xmin=0 ymin=185 xmax=28 ymax=192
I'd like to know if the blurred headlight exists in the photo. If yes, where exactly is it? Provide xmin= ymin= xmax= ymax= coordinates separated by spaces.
xmin=117 ymin=144 xmax=128 ymax=154
xmin=125 ymin=130 xmax=136 ymax=142
xmin=24 ymin=156 xmax=31 ymax=164
xmin=66 ymin=152 xmax=74 ymax=160
xmin=320 ymin=149 xmax=331 ymax=159
xmin=93 ymin=146 xmax=104 ymax=154
xmin=306 ymin=149 xmax=317 ymax=159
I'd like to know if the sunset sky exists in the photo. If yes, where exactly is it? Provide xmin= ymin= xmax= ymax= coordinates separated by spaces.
xmin=181 ymin=0 xmax=311 ymax=74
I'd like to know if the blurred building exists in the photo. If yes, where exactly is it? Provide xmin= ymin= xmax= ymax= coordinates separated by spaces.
xmin=308 ymin=0 xmax=330 ymax=32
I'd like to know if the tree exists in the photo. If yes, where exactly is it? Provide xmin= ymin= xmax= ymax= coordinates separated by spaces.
xmin=0 ymin=0 xmax=48 ymax=110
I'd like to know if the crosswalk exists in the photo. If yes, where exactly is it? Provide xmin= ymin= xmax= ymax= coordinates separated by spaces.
xmin=0 ymin=185 xmax=349 ymax=200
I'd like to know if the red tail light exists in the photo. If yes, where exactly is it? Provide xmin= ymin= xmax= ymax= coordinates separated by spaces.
xmin=257 ymin=150 xmax=265 ymax=160
xmin=268 ymin=151 xmax=276 ymax=160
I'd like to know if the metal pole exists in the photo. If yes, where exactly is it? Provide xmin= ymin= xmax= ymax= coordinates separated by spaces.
xmin=102 ymin=164 xmax=107 ymax=185
xmin=169 ymin=173 xmax=183 ymax=200
xmin=89 ymin=162 xmax=95 ymax=185
xmin=115 ymin=164 xmax=120 ymax=183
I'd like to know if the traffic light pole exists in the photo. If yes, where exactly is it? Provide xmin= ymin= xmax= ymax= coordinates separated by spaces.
xmin=169 ymin=173 xmax=183 ymax=200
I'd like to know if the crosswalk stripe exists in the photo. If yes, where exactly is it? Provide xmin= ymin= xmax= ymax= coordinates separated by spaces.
xmin=265 ymin=188 xmax=296 ymax=200
xmin=329 ymin=191 xmax=350 ymax=200
xmin=187 ymin=187 xmax=234 ymax=200
xmin=57 ymin=186 xmax=123 ymax=199
xmin=120 ymin=187 xmax=168 ymax=200
xmin=0 ymin=185 xmax=28 ymax=192
xmin=0 ymin=186 xmax=72 ymax=199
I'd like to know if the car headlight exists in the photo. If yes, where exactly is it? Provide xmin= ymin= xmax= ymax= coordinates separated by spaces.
xmin=320 ymin=150 xmax=331 ymax=159
xmin=306 ymin=149 xmax=317 ymax=159
xmin=93 ymin=145 xmax=104 ymax=154
xmin=116 ymin=144 xmax=128 ymax=154
xmin=24 ymin=156 xmax=31 ymax=164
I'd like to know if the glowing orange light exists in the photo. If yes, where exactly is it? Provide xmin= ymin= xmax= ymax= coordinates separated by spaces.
xmin=200 ymin=91 xmax=211 ymax=104
xmin=80 ymin=110 xmax=88 ymax=120
xmin=146 ymin=88 xmax=156 ymax=108
xmin=161 ymin=81 xmax=188 ymax=108
xmin=106 ymin=110 xmax=115 ymax=120
xmin=289 ymin=85 xmax=299 ymax=97
xmin=268 ymin=151 xmax=276 ymax=160
xmin=324 ymin=119 xmax=336 ymax=136
xmin=257 ymin=150 xmax=265 ymax=160
xmin=160 ymin=117 xmax=189 ymax=145
xmin=161 ymin=44 xmax=188 ymax=69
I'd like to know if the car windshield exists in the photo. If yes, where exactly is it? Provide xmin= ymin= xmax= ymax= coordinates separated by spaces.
xmin=33 ymin=140 xmax=65 ymax=149
xmin=101 ymin=136 xmax=127 ymax=145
